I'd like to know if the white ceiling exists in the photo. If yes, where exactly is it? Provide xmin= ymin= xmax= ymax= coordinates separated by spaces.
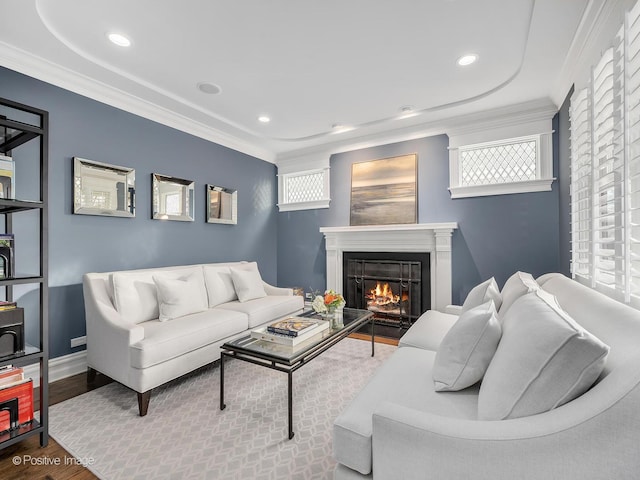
xmin=0 ymin=0 xmax=592 ymax=163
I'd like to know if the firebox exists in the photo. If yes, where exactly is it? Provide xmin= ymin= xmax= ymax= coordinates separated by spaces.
xmin=343 ymin=252 xmax=430 ymax=331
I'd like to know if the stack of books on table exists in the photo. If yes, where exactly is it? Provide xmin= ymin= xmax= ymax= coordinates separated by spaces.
xmin=251 ymin=317 xmax=330 ymax=346
xmin=0 ymin=365 xmax=34 ymax=433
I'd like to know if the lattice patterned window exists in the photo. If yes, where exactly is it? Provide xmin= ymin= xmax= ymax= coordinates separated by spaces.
xmin=278 ymin=168 xmax=330 ymax=211
xmin=460 ymin=140 xmax=537 ymax=186
xmin=449 ymin=133 xmax=554 ymax=199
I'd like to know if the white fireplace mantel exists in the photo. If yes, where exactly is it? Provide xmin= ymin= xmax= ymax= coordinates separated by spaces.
xmin=320 ymin=223 xmax=458 ymax=311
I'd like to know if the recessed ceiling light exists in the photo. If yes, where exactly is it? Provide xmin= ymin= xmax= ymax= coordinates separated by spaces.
xmin=107 ymin=32 xmax=131 ymax=47
xmin=197 ymin=82 xmax=221 ymax=95
xmin=457 ymin=54 xmax=478 ymax=66
xmin=258 ymin=115 xmax=271 ymax=123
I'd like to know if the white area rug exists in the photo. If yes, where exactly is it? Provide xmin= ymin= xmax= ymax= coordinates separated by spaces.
xmin=50 ymin=338 xmax=395 ymax=480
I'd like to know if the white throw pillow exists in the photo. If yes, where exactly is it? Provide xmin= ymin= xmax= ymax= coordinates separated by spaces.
xmin=153 ymin=271 xmax=209 ymax=321
xmin=433 ymin=300 xmax=501 ymax=392
xmin=111 ymin=272 xmax=159 ymax=324
xmin=461 ymin=277 xmax=502 ymax=313
xmin=111 ymin=267 xmax=206 ymax=324
xmin=478 ymin=290 xmax=610 ymax=420
xmin=230 ymin=266 xmax=267 ymax=302
xmin=498 ymin=271 xmax=539 ymax=318
xmin=203 ymin=266 xmax=238 ymax=307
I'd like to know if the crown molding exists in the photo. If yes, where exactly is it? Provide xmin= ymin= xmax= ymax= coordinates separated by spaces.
xmin=0 ymin=41 xmax=276 ymax=163
xmin=550 ymin=0 xmax=632 ymax=107
xmin=275 ymin=98 xmax=557 ymax=170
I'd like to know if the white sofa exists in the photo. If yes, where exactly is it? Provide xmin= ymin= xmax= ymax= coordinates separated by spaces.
xmin=82 ymin=261 xmax=303 ymax=416
xmin=333 ymin=273 xmax=640 ymax=479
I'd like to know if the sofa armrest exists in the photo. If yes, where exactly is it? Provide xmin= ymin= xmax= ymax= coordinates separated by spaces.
xmin=83 ymin=275 xmax=144 ymax=387
xmin=262 ymin=282 xmax=294 ymax=296
xmin=443 ymin=304 xmax=462 ymax=315
xmin=371 ymin=390 xmax=640 ymax=480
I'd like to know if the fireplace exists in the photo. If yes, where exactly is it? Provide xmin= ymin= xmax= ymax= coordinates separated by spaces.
xmin=320 ymin=223 xmax=457 ymax=313
xmin=343 ymin=252 xmax=430 ymax=329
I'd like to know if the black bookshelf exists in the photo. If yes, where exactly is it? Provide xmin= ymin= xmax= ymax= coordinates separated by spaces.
xmin=0 ymin=97 xmax=49 ymax=449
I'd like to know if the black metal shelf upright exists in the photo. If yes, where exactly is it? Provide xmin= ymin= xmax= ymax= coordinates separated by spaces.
xmin=0 ymin=97 xmax=49 ymax=448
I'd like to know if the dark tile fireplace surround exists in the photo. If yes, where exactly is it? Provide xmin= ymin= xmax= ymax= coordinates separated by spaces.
xmin=343 ymin=251 xmax=430 ymax=338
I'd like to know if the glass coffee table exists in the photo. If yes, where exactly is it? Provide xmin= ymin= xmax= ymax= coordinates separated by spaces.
xmin=219 ymin=307 xmax=374 ymax=439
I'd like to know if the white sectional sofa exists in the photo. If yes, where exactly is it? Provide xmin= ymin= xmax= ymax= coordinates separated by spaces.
xmin=82 ymin=261 xmax=303 ymax=416
xmin=333 ymin=273 xmax=640 ymax=480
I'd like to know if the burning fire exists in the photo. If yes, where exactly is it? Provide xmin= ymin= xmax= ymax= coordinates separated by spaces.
xmin=367 ymin=282 xmax=400 ymax=306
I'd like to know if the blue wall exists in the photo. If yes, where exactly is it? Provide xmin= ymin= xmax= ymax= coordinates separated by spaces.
xmin=0 ymin=66 xmax=279 ymax=359
xmin=277 ymin=134 xmax=562 ymax=304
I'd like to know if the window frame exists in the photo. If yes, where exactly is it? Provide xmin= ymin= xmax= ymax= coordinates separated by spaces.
xmin=448 ymin=133 xmax=555 ymax=199
xmin=277 ymin=167 xmax=331 ymax=212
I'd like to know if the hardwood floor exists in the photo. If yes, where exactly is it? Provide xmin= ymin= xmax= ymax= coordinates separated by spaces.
xmin=0 ymin=372 xmax=112 ymax=480
xmin=0 ymin=335 xmax=397 ymax=479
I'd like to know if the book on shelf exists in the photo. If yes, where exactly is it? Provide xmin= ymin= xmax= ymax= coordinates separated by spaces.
xmin=0 ymin=301 xmax=17 ymax=311
xmin=266 ymin=317 xmax=319 ymax=337
xmin=0 ymin=377 xmax=33 ymax=433
xmin=252 ymin=319 xmax=330 ymax=346
xmin=0 ymin=365 xmax=23 ymax=385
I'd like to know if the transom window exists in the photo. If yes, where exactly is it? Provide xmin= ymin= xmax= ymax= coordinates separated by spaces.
xmin=449 ymin=131 xmax=554 ymax=199
xmin=277 ymin=168 xmax=330 ymax=212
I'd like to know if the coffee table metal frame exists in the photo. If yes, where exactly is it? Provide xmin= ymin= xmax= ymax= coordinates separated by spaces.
xmin=219 ymin=308 xmax=375 ymax=440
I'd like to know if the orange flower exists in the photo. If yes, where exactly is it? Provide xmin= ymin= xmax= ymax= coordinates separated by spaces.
xmin=324 ymin=294 xmax=336 ymax=304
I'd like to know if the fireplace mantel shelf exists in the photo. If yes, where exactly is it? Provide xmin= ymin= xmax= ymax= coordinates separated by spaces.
xmin=320 ymin=223 xmax=458 ymax=312
xmin=320 ymin=223 xmax=458 ymax=234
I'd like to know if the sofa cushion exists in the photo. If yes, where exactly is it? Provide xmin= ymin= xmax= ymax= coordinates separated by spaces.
xmin=398 ymin=310 xmax=458 ymax=351
xmin=461 ymin=277 xmax=502 ymax=312
xmin=130 ymin=308 xmax=248 ymax=369
xmin=433 ymin=300 xmax=501 ymax=392
xmin=216 ymin=295 xmax=303 ymax=328
xmin=498 ymin=271 xmax=539 ymax=319
xmin=478 ymin=290 xmax=610 ymax=420
xmin=333 ymin=347 xmax=478 ymax=475
xmin=203 ymin=266 xmax=238 ymax=307
xmin=230 ymin=266 xmax=267 ymax=302
xmin=111 ymin=266 xmax=203 ymax=324
xmin=153 ymin=271 xmax=208 ymax=321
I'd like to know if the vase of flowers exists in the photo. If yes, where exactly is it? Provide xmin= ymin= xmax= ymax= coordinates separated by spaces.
xmin=311 ymin=289 xmax=345 ymax=328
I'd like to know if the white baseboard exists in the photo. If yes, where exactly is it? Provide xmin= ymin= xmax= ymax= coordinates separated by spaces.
xmin=23 ymin=350 xmax=88 ymax=388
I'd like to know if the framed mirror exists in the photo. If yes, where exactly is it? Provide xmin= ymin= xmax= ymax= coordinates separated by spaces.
xmin=152 ymin=173 xmax=195 ymax=221
xmin=73 ymin=157 xmax=135 ymax=217
xmin=207 ymin=185 xmax=237 ymax=225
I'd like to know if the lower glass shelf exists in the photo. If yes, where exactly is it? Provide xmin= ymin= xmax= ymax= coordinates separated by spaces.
xmin=0 ymin=419 xmax=42 ymax=447
xmin=0 ymin=344 xmax=42 ymax=365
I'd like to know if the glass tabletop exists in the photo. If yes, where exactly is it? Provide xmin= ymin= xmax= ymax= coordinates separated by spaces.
xmin=222 ymin=307 xmax=373 ymax=364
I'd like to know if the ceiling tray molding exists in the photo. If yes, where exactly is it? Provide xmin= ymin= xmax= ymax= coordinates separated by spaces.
xmin=0 ymin=41 xmax=275 ymax=163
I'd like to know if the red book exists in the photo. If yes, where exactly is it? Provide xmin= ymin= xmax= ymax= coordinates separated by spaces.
xmin=0 ymin=378 xmax=33 ymax=432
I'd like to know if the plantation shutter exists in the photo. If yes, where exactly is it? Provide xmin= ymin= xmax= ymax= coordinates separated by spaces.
xmin=591 ymin=46 xmax=625 ymax=295
xmin=627 ymin=1 xmax=640 ymax=302
xmin=570 ymin=87 xmax=592 ymax=280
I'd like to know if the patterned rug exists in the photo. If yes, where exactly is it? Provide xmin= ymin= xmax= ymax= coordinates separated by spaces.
xmin=49 ymin=338 xmax=396 ymax=480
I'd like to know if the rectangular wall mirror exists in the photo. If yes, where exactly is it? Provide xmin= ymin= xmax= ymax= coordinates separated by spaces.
xmin=207 ymin=185 xmax=237 ymax=225
xmin=73 ymin=157 xmax=135 ymax=217
xmin=152 ymin=173 xmax=195 ymax=221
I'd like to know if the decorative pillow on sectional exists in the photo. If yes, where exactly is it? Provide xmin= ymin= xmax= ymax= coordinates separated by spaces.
xmin=433 ymin=300 xmax=501 ymax=392
xmin=153 ymin=271 xmax=209 ymax=321
xmin=229 ymin=266 xmax=267 ymax=302
xmin=203 ymin=266 xmax=238 ymax=307
xmin=498 ymin=271 xmax=539 ymax=319
xmin=461 ymin=277 xmax=502 ymax=313
xmin=478 ymin=290 xmax=610 ymax=420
